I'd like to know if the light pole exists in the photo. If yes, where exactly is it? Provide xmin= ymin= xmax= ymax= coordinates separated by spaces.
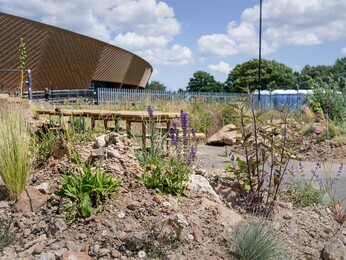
xmin=258 ymin=0 xmax=263 ymax=104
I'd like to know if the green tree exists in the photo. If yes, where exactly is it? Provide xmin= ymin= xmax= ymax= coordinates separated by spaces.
xmin=186 ymin=71 xmax=223 ymax=92
xmin=331 ymin=57 xmax=346 ymax=89
xmin=146 ymin=80 xmax=166 ymax=91
xmin=228 ymin=59 xmax=295 ymax=92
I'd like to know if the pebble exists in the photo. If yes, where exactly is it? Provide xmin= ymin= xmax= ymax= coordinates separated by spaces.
xmin=111 ymin=250 xmax=122 ymax=258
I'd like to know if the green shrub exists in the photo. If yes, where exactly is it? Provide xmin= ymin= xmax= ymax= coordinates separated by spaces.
xmin=55 ymin=151 xmax=121 ymax=224
xmin=0 ymin=105 xmax=33 ymax=199
xmin=0 ymin=219 xmax=14 ymax=252
xmin=233 ymin=219 xmax=284 ymax=260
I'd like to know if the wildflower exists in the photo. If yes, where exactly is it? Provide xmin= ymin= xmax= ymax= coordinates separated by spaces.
xmin=147 ymin=106 xmax=154 ymax=119
xmin=138 ymin=250 xmax=147 ymax=258
xmin=314 ymin=130 xmax=321 ymax=135
xmin=325 ymin=104 xmax=332 ymax=111
xmin=117 ymin=211 xmax=125 ymax=219
xmin=187 ymin=234 xmax=194 ymax=240
xmin=316 ymin=162 xmax=321 ymax=168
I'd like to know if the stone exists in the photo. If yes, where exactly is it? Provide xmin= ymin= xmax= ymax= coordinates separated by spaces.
xmin=39 ymin=252 xmax=56 ymax=260
xmin=283 ymin=212 xmax=293 ymax=220
xmin=111 ymin=250 xmax=122 ymax=258
xmin=187 ymin=174 xmax=221 ymax=203
xmin=192 ymin=228 xmax=203 ymax=244
xmin=0 ymin=201 xmax=9 ymax=208
xmin=52 ymin=140 xmax=70 ymax=159
xmin=107 ymin=149 xmax=120 ymax=158
xmin=94 ymin=135 xmax=106 ymax=148
xmin=62 ymin=251 xmax=91 ymax=260
xmin=322 ymin=238 xmax=346 ymax=260
xmin=65 ymin=241 xmax=80 ymax=252
xmin=47 ymin=218 xmax=68 ymax=238
xmin=91 ymin=147 xmax=107 ymax=158
xmin=14 ymin=186 xmax=48 ymax=213
xmin=127 ymin=201 xmax=142 ymax=210
xmin=206 ymin=124 xmax=241 ymax=145
xmin=35 ymin=182 xmax=50 ymax=194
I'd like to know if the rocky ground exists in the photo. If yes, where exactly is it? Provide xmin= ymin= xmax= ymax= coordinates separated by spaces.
xmin=0 ymin=129 xmax=345 ymax=260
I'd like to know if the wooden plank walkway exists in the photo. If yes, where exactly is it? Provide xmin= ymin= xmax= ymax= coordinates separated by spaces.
xmin=36 ymin=109 xmax=181 ymax=147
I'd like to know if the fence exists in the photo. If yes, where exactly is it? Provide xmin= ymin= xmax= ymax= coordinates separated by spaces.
xmin=97 ymin=88 xmax=312 ymax=109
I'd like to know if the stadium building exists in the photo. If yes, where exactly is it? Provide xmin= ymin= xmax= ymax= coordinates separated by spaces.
xmin=0 ymin=12 xmax=153 ymax=95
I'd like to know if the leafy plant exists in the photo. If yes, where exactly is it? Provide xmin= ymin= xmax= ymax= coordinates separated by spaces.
xmin=137 ymin=108 xmax=196 ymax=195
xmin=55 ymin=150 xmax=121 ymax=224
xmin=233 ymin=218 xmax=284 ymax=260
xmin=286 ymin=163 xmax=325 ymax=207
xmin=0 ymin=105 xmax=33 ymax=199
xmin=224 ymin=94 xmax=295 ymax=215
xmin=137 ymin=154 xmax=190 ymax=195
xmin=0 ymin=219 xmax=14 ymax=253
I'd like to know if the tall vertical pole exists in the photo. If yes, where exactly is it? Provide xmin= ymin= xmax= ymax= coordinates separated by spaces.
xmin=258 ymin=0 xmax=263 ymax=105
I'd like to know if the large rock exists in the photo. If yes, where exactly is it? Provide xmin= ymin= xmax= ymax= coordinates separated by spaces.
xmin=14 ymin=186 xmax=48 ymax=213
xmin=187 ymin=174 xmax=221 ymax=203
xmin=322 ymin=237 xmax=346 ymax=259
xmin=206 ymin=124 xmax=240 ymax=145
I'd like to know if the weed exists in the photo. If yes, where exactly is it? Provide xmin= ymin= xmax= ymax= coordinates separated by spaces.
xmin=0 ymin=104 xmax=33 ymax=199
xmin=302 ymin=124 xmax=317 ymax=136
xmin=0 ymin=219 xmax=14 ymax=253
xmin=224 ymin=94 xmax=295 ymax=216
xmin=36 ymin=130 xmax=59 ymax=159
xmin=55 ymin=150 xmax=121 ymax=224
xmin=285 ymin=162 xmax=325 ymax=207
xmin=233 ymin=218 xmax=284 ymax=260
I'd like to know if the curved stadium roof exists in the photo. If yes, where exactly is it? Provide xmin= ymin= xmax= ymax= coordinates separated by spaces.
xmin=0 ymin=12 xmax=153 ymax=93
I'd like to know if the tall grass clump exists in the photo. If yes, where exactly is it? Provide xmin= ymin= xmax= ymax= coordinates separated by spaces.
xmin=0 ymin=104 xmax=33 ymax=199
xmin=233 ymin=218 xmax=284 ymax=260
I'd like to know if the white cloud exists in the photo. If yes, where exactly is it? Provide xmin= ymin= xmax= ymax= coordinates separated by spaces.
xmin=137 ymin=44 xmax=193 ymax=66
xmin=341 ymin=47 xmax=346 ymax=56
xmin=0 ymin=0 xmax=192 ymax=66
xmin=198 ymin=0 xmax=346 ymax=57
xmin=208 ymin=61 xmax=232 ymax=74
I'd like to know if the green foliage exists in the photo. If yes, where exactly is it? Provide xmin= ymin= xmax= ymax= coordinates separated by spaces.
xmin=308 ymin=79 xmax=346 ymax=123
xmin=37 ymin=131 xmax=59 ymax=159
xmin=146 ymin=80 xmax=167 ymax=91
xmin=288 ymin=182 xmax=325 ymax=207
xmin=228 ymin=58 xmax=295 ymax=92
xmin=137 ymin=109 xmax=196 ymax=196
xmin=233 ymin=218 xmax=284 ymax=260
xmin=0 ymin=105 xmax=33 ymax=199
xmin=186 ymin=71 xmax=224 ymax=92
xmin=0 ymin=219 xmax=14 ymax=253
xmin=137 ymin=154 xmax=190 ymax=195
xmin=302 ymin=124 xmax=317 ymax=136
xmin=18 ymin=38 xmax=26 ymax=96
xmin=224 ymin=96 xmax=295 ymax=215
xmin=55 ymin=151 xmax=121 ymax=224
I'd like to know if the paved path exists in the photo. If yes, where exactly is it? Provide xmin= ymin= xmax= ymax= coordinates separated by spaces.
xmin=197 ymin=145 xmax=346 ymax=208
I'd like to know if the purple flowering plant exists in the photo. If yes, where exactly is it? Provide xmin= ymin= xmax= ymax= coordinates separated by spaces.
xmin=137 ymin=108 xmax=197 ymax=195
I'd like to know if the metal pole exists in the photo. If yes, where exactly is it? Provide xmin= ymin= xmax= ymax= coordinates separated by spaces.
xmin=26 ymin=69 xmax=32 ymax=100
xmin=258 ymin=0 xmax=263 ymax=105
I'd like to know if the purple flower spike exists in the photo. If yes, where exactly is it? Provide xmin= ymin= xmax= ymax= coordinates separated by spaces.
xmin=147 ymin=106 xmax=154 ymax=119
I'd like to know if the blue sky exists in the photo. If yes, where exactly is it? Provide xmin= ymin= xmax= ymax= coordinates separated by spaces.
xmin=1 ymin=0 xmax=345 ymax=90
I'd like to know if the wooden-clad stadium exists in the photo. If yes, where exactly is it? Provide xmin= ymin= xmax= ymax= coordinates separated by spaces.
xmin=0 ymin=12 xmax=153 ymax=94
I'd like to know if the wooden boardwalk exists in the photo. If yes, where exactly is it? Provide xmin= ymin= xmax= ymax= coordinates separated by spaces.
xmin=36 ymin=109 xmax=181 ymax=146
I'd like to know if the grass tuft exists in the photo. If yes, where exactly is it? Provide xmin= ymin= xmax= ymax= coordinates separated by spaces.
xmin=233 ymin=218 xmax=284 ymax=260
xmin=0 ymin=104 xmax=33 ymax=199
